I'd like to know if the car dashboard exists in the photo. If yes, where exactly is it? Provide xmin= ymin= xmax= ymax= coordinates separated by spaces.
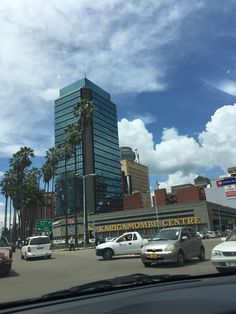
xmin=1 ymin=274 xmax=236 ymax=314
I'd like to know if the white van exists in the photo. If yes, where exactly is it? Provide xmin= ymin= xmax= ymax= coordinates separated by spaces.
xmin=21 ymin=236 xmax=51 ymax=260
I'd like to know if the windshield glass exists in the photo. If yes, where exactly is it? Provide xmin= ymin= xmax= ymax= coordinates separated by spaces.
xmin=154 ymin=229 xmax=180 ymax=241
xmin=0 ymin=0 xmax=236 ymax=306
xmin=226 ymin=230 xmax=236 ymax=242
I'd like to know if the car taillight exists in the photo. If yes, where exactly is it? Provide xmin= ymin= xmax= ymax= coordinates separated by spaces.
xmin=0 ymin=252 xmax=4 ymax=260
xmin=27 ymin=247 xmax=31 ymax=252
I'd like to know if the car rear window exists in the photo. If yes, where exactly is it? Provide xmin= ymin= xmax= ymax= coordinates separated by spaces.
xmin=30 ymin=237 xmax=50 ymax=245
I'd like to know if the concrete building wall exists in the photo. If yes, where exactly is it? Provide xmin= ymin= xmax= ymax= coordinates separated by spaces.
xmin=205 ymin=179 xmax=236 ymax=208
xmin=120 ymin=160 xmax=150 ymax=193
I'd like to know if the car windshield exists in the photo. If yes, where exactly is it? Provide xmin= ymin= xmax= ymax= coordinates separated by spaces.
xmin=226 ymin=230 xmax=236 ymax=242
xmin=153 ymin=229 xmax=180 ymax=241
xmin=0 ymin=0 xmax=236 ymax=306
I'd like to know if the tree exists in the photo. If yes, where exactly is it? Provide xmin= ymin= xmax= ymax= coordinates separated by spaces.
xmin=0 ymin=171 xmax=12 ymax=230
xmin=74 ymin=99 xmax=95 ymax=245
xmin=65 ymin=123 xmax=82 ymax=244
xmin=21 ymin=169 xmax=44 ymax=238
xmin=58 ymin=141 xmax=73 ymax=244
xmin=45 ymin=147 xmax=60 ymax=218
xmin=9 ymin=147 xmax=34 ymax=241
xmin=42 ymin=163 xmax=53 ymax=219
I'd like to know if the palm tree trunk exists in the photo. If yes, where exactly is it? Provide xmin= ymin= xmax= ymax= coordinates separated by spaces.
xmin=9 ymin=198 xmax=12 ymax=233
xmin=45 ymin=182 xmax=50 ymax=219
xmin=13 ymin=207 xmax=17 ymax=242
xmin=4 ymin=195 xmax=8 ymax=230
xmin=51 ymin=170 xmax=55 ymax=218
xmin=9 ymin=197 xmax=13 ymax=242
xmin=43 ymin=181 xmax=47 ymax=219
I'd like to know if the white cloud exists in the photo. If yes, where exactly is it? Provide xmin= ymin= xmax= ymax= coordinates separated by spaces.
xmin=0 ymin=0 xmax=203 ymax=157
xmin=159 ymin=172 xmax=198 ymax=191
xmin=133 ymin=113 xmax=157 ymax=124
xmin=118 ymin=103 xmax=236 ymax=178
xmin=38 ymin=88 xmax=59 ymax=101
xmin=0 ymin=171 xmax=4 ymax=178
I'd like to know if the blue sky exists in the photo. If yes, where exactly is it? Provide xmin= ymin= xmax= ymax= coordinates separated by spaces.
xmin=1 ymin=0 xmax=236 ymax=218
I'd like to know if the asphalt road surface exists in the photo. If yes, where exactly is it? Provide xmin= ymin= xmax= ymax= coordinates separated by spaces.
xmin=1 ymin=239 xmax=222 ymax=303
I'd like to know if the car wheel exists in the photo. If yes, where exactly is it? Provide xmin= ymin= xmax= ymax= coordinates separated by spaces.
xmin=142 ymin=261 xmax=152 ymax=267
xmin=216 ymin=267 xmax=228 ymax=273
xmin=0 ymin=268 xmax=10 ymax=277
xmin=25 ymin=253 xmax=29 ymax=261
xmin=21 ymin=253 xmax=24 ymax=260
xmin=102 ymin=249 xmax=113 ymax=260
xmin=47 ymin=255 xmax=51 ymax=259
xmin=199 ymin=246 xmax=205 ymax=261
xmin=177 ymin=250 xmax=185 ymax=266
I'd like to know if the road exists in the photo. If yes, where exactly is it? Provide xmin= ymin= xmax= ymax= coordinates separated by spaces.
xmin=0 ymin=239 xmax=221 ymax=303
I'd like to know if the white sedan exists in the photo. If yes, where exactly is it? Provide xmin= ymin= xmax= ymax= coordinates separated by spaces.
xmin=211 ymin=229 xmax=236 ymax=273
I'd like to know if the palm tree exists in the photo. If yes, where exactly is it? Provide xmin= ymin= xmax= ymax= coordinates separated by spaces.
xmin=9 ymin=147 xmax=34 ymax=240
xmin=21 ymin=169 xmax=44 ymax=238
xmin=58 ymin=141 xmax=73 ymax=244
xmin=45 ymin=147 xmax=60 ymax=216
xmin=42 ymin=163 xmax=53 ymax=219
xmin=0 ymin=171 xmax=11 ymax=230
xmin=74 ymin=99 xmax=95 ymax=245
xmin=65 ymin=123 xmax=82 ymax=244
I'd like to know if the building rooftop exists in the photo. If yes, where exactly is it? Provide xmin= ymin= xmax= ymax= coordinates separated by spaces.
xmin=59 ymin=77 xmax=111 ymax=100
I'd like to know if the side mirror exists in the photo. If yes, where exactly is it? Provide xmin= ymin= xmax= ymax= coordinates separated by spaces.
xmin=221 ymin=237 xmax=226 ymax=242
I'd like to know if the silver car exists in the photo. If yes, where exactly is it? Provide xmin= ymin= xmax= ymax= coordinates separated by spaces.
xmin=141 ymin=227 xmax=205 ymax=267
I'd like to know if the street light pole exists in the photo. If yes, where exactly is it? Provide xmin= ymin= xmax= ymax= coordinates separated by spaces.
xmin=83 ymin=173 xmax=96 ymax=247
xmin=218 ymin=207 xmax=222 ymax=231
xmin=154 ymin=181 xmax=160 ymax=231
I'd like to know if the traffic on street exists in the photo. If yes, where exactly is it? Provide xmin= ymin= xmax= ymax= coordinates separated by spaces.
xmin=1 ymin=238 xmax=221 ymax=303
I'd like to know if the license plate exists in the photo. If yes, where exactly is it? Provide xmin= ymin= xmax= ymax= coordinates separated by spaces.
xmin=226 ymin=261 xmax=236 ymax=266
xmin=148 ymin=253 xmax=157 ymax=260
xmin=37 ymin=247 xmax=44 ymax=250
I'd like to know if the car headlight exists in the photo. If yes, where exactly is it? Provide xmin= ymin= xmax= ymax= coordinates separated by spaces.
xmin=141 ymin=246 xmax=147 ymax=254
xmin=212 ymin=250 xmax=223 ymax=257
xmin=164 ymin=244 xmax=176 ymax=252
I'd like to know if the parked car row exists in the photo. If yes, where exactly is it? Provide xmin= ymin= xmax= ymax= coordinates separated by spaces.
xmin=197 ymin=230 xmax=225 ymax=239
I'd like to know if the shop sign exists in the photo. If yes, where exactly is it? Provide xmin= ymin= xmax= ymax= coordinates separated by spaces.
xmin=224 ymin=185 xmax=236 ymax=199
xmin=97 ymin=216 xmax=201 ymax=233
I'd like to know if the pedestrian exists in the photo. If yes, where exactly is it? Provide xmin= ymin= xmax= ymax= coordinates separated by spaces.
xmin=95 ymin=233 xmax=100 ymax=246
xmin=69 ymin=236 xmax=75 ymax=251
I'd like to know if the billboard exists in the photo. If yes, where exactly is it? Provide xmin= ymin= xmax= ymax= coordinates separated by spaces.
xmin=216 ymin=177 xmax=236 ymax=187
xmin=224 ymin=185 xmax=236 ymax=199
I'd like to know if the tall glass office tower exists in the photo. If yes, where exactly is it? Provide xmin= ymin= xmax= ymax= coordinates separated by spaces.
xmin=54 ymin=78 xmax=123 ymax=217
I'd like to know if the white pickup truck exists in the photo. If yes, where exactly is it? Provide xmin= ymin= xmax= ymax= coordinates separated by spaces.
xmin=0 ymin=236 xmax=13 ymax=276
xmin=96 ymin=231 xmax=148 ymax=260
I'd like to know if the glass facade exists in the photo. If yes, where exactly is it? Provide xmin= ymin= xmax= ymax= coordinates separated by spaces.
xmin=54 ymin=78 xmax=123 ymax=217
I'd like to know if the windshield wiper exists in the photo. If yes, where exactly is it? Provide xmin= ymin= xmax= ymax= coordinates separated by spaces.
xmin=41 ymin=273 xmax=191 ymax=299
xmin=1 ymin=272 xmax=232 ymax=309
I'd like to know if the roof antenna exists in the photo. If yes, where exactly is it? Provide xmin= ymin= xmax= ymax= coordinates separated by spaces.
xmin=83 ymin=71 xmax=87 ymax=79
